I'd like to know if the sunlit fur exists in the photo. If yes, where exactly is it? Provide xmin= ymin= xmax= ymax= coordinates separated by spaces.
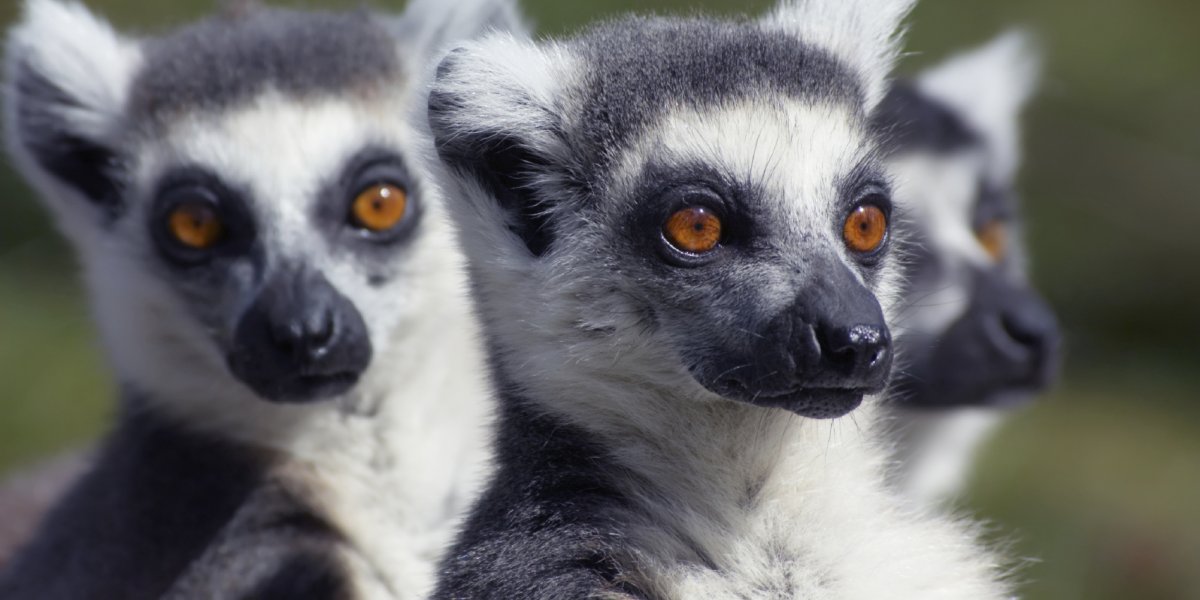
xmin=422 ymin=1 xmax=1010 ymax=597
xmin=2 ymin=0 xmax=519 ymax=596
xmin=881 ymin=32 xmax=1043 ymax=505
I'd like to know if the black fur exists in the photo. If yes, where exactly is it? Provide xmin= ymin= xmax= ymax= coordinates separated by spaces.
xmin=0 ymin=392 xmax=361 ymax=600
xmin=129 ymin=8 xmax=402 ymax=124
xmin=244 ymin=553 xmax=352 ymax=600
xmin=164 ymin=483 xmax=354 ymax=600
xmin=0 ymin=395 xmax=270 ymax=599
xmin=12 ymin=64 xmax=125 ymax=217
xmin=435 ymin=393 xmax=647 ymax=600
xmin=871 ymin=80 xmax=980 ymax=155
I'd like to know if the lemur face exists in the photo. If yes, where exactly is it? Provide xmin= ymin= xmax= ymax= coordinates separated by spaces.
xmin=875 ymin=33 xmax=1061 ymax=408
xmin=5 ymin=2 xmax=474 ymax=405
xmin=128 ymin=96 xmax=422 ymax=403
xmin=427 ymin=6 xmax=914 ymax=419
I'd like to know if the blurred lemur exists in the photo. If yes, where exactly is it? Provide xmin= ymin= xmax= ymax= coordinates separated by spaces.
xmin=424 ymin=0 xmax=1010 ymax=597
xmin=874 ymin=32 xmax=1061 ymax=505
xmin=0 ymin=0 xmax=522 ymax=597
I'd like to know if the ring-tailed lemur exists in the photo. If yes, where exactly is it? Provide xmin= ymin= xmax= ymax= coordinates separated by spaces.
xmin=0 ymin=0 xmax=521 ymax=597
xmin=874 ymin=32 xmax=1061 ymax=505
xmin=423 ymin=0 xmax=1009 ymax=597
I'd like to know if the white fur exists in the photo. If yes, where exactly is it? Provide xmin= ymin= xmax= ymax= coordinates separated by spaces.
xmin=764 ymin=0 xmax=918 ymax=112
xmin=917 ymin=30 xmax=1039 ymax=183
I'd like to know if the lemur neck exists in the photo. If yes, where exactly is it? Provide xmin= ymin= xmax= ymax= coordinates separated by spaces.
xmin=521 ymin=374 xmax=884 ymax=521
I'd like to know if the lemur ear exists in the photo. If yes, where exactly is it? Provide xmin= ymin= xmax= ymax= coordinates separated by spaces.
xmin=4 ymin=0 xmax=141 ymax=223
xmin=916 ymin=30 xmax=1040 ymax=177
xmin=396 ymin=0 xmax=530 ymax=64
xmin=426 ymin=37 xmax=568 ymax=257
xmin=763 ymin=0 xmax=917 ymax=112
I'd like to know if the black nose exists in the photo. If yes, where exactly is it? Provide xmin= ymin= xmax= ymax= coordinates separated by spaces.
xmin=892 ymin=269 xmax=1061 ymax=409
xmin=270 ymin=304 xmax=337 ymax=364
xmin=988 ymin=284 xmax=1060 ymax=387
xmin=818 ymin=322 xmax=892 ymax=386
xmin=228 ymin=266 xmax=373 ymax=403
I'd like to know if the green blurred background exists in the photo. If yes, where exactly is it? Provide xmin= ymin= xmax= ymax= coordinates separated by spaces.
xmin=0 ymin=0 xmax=1196 ymax=598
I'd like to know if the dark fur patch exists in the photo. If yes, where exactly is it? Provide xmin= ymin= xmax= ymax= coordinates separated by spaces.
xmin=871 ymin=81 xmax=980 ymax=155
xmin=435 ymin=388 xmax=647 ymax=599
xmin=12 ymin=64 xmax=125 ymax=216
xmin=243 ymin=553 xmax=352 ymax=600
xmin=129 ymin=8 xmax=401 ymax=123
xmin=0 ymin=395 xmax=272 ymax=598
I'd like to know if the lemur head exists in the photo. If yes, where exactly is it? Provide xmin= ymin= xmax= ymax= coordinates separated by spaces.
xmin=5 ymin=0 xmax=520 ymax=409
xmin=426 ymin=0 xmax=916 ymax=420
xmin=874 ymin=32 xmax=1061 ymax=409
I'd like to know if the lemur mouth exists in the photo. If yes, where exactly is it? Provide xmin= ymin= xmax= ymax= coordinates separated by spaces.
xmin=743 ymin=387 xmax=868 ymax=420
xmin=290 ymin=372 xmax=362 ymax=400
xmin=255 ymin=371 xmax=363 ymax=404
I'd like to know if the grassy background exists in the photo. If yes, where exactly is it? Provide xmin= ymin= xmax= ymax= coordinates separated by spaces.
xmin=0 ymin=1 xmax=1197 ymax=598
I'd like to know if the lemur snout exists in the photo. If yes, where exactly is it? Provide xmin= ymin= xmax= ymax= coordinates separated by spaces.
xmin=896 ymin=269 xmax=1060 ymax=409
xmin=228 ymin=266 xmax=373 ymax=403
xmin=709 ymin=269 xmax=893 ymax=420
xmin=983 ymin=276 xmax=1060 ymax=390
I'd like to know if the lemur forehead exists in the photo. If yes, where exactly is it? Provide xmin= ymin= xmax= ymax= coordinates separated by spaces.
xmin=570 ymin=17 xmax=864 ymax=162
xmin=128 ymin=8 xmax=403 ymax=125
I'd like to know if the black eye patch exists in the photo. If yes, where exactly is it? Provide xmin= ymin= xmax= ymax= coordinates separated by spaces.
xmin=311 ymin=148 xmax=425 ymax=279
xmin=148 ymin=166 xmax=257 ymax=269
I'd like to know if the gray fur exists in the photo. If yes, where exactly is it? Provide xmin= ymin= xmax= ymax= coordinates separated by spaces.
xmin=129 ymin=8 xmax=402 ymax=125
xmin=570 ymin=16 xmax=863 ymax=170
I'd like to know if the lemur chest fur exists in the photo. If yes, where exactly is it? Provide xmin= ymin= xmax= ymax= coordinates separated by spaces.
xmin=527 ymin=400 xmax=1007 ymax=600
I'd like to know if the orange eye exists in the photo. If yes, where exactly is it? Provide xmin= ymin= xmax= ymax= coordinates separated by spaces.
xmin=663 ymin=207 xmax=723 ymax=254
xmin=167 ymin=203 xmax=224 ymax=250
xmin=843 ymin=205 xmax=888 ymax=254
xmin=351 ymin=184 xmax=408 ymax=232
xmin=976 ymin=220 xmax=1008 ymax=261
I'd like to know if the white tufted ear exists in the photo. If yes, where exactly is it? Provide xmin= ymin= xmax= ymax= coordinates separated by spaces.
xmin=425 ymin=34 xmax=573 ymax=258
xmin=917 ymin=30 xmax=1040 ymax=180
xmin=4 ymin=0 xmax=142 ymax=233
xmin=763 ymin=0 xmax=917 ymax=112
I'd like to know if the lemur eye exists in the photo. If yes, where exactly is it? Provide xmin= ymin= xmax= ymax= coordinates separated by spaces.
xmin=663 ymin=207 xmax=723 ymax=255
xmin=167 ymin=203 xmax=224 ymax=250
xmin=351 ymin=183 xmax=408 ymax=232
xmin=843 ymin=204 xmax=888 ymax=255
xmin=976 ymin=220 xmax=1008 ymax=261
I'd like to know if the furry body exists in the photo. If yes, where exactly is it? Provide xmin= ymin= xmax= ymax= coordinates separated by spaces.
xmin=425 ymin=2 xmax=1009 ymax=597
xmin=0 ymin=1 xmax=520 ymax=596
